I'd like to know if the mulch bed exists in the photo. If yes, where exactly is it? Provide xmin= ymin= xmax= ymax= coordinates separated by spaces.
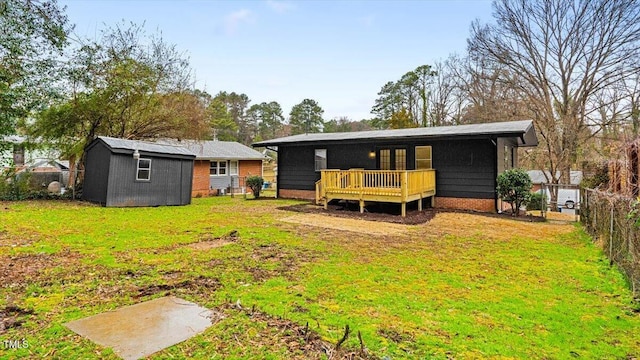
xmin=280 ymin=202 xmax=436 ymax=225
xmin=280 ymin=202 xmax=545 ymax=225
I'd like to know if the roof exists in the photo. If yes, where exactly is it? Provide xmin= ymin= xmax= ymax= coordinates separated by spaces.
xmin=1 ymin=135 xmax=27 ymax=144
xmin=527 ymin=170 xmax=583 ymax=185
xmin=158 ymin=140 xmax=266 ymax=160
xmin=93 ymin=137 xmax=196 ymax=158
xmin=252 ymin=120 xmax=538 ymax=147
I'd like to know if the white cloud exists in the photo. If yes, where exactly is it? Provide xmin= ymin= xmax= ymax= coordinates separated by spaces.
xmin=266 ymin=0 xmax=295 ymax=14
xmin=224 ymin=9 xmax=254 ymax=35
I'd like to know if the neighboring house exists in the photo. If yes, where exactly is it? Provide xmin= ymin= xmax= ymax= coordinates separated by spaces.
xmin=527 ymin=170 xmax=583 ymax=192
xmin=20 ymin=159 xmax=70 ymax=190
xmin=253 ymin=120 xmax=538 ymax=213
xmin=527 ymin=170 xmax=583 ymax=209
xmin=83 ymin=137 xmax=195 ymax=207
xmin=0 ymin=135 xmax=59 ymax=168
xmin=160 ymin=140 xmax=266 ymax=197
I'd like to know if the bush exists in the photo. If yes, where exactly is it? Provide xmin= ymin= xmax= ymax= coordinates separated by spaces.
xmin=497 ymin=168 xmax=533 ymax=216
xmin=527 ymin=191 xmax=547 ymax=211
xmin=0 ymin=168 xmax=32 ymax=200
xmin=0 ymin=168 xmax=74 ymax=201
xmin=246 ymin=175 xmax=264 ymax=199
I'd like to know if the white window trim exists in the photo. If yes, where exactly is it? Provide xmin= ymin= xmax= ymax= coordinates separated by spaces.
xmin=315 ymin=149 xmax=327 ymax=172
xmin=230 ymin=160 xmax=239 ymax=176
xmin=136 ymin=158 xmax=151 ymax=181
xmin=210 ymin=160 xmax=229 ymax=177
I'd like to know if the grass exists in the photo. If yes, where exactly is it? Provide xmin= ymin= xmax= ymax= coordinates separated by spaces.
xmin=0 ymin=197 xmax=639 ymax=359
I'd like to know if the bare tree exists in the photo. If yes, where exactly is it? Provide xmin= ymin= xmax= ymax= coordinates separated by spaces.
xmin=469 ymin=0 xmax=640 ymax=186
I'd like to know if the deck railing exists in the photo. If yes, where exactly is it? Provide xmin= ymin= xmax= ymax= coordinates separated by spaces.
xmin=317 ymin=169 xmax=436 ymax=216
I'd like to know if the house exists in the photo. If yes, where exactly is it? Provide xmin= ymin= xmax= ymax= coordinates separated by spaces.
xmin=527 ymin=170 xmax=583 ymax=210
xmin=1 ymin=135 xmax=60 ymax=168
xmin=527 ymin=170 xmax=583 ymax=192
xmin=83 ymin=137 xmax=195 ymax=207
xmin=252 ymin=120 xmax=538 ymax=215
xmin=159 ymin=140 xmax=266 ymax=197
xmin=20 ymin=159 xmax=70 ymax=191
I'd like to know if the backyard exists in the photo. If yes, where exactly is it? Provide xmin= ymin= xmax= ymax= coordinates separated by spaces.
xmin=0 ymin=197 xmax=639 ymax=359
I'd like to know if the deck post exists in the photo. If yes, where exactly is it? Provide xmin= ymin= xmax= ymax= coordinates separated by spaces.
xmin=401 ymin=202 xmax=406 ymax=217
xmin=360 ymin=199 xmax=364 ymax=213
xmin=418 ymin=196 xmax=423 ymax=211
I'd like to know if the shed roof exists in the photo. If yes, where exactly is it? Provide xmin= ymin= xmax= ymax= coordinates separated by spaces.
xmin=158 ymin=140 xmax=266 ymax=160
xmin=94 ymin=137 xmax=196 ymax=158
xmin=253 ymin=120 xmax=538 ymax=147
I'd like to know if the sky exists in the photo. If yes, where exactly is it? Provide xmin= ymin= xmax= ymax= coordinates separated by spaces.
xmin=59 ymin=0 xmax=494 ymax=122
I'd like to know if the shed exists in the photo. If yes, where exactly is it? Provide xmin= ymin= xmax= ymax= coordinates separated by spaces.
xmin=83 ymin=137 xmax=195 ymax=207
xmin=253 ymin=120 xmax=538 ymax=214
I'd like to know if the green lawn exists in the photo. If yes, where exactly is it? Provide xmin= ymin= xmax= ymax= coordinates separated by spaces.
xmin=0 ymin=197 xmax=638 ymax=359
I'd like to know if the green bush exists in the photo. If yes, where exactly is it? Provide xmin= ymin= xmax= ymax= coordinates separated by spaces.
xmin=246 ymin=175 xmax=264 ymax=199
xmin=0 ymin=168 xmax=32 ymax=200
xmin=0 ymin=168 xmax=73 ymax=201
xmin=527 ymin=191 xmax=547 ymax=211
xmin=497 ymin=168 xmax=533 ymax=216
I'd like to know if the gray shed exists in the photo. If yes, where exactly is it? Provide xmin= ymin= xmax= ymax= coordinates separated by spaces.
xmin=83 ymin=136 xmax=195 ymax=207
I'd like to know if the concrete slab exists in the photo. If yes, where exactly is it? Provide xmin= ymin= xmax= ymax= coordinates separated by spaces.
xmin=65 ymin=296 xmax=217 ymax=360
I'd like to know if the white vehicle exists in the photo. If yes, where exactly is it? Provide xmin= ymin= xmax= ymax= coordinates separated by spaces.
xmin=538 ymin=187 xmax=580 ymax=209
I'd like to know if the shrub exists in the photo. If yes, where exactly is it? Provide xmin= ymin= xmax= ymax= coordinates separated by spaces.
xmin=527 ymin=191 xmax=547 ymax=211
xmin=0 ymin=168 xmax=32 ymax=200
xmin=497 ymin=168 xmax=533 ymax=216
xmin=246 ymin=175 xmax=264 ymax=199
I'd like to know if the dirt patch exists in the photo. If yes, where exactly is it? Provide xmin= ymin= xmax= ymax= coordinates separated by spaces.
xmin=225 ymin=302 xmax=380 ymax=360
xmin=0 ymin=305 xmax=34 ymax=333
xmin=281 ymin=213 xmax=414 ymax=236
xmin=281 ymin=203 xmax=436 ymax=225
xmin=135 ymin=276 xmax=221 ymax=298
xmin=244 ymin=244 xmax=316 ymax=282
xmin=186 ymin=230 xmax=239 ymax=251
xmin=0 ymin=250 xmax=80 ymax=289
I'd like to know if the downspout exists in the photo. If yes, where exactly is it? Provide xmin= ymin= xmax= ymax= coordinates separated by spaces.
xmin=491 ymin=138 xmax=499 ymax=213
xmin=266 ymin=146 xmax=279 ymax=198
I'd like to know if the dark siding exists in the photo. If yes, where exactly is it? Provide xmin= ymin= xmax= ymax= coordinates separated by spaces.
xmin=278 ymin=146 xmax=318 ymax=190
xmin=278 ymin=144 xmax=377 ymax=191
xmin=181 ymin=160 xmax=193 ymax=204
xmin=105 ymin=154 xmax=193 ymax=207
xmin=277 ymin=138 xmax=498 ymax=199
xmin=432 ymin=139 xmax=496 ymax=199
xmin=82 ymin=142 xmax=111 ymax=204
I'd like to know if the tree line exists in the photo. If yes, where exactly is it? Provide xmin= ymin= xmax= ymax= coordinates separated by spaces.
xmin=2 ymin=0 xmax=640 ymax=190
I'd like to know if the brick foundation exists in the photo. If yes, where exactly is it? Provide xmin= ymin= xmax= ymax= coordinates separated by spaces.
xmin=278 ymin=190 xmax=496 ymax=212
xmin=435 ymin=197 xmax=495 ymax=213
xmin=280 ymin=189 xmax=316 ymax=201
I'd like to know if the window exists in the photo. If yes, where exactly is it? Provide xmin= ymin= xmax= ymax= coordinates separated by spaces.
xmin=395 ymin=149 xmax=406 ymax=170
xmin=136 ymin=158 xmax=151 ymax=181
xmin=210 ymin=161 xmax=228 ymax=176
xmin=504 ymin=145 xmax=515 ymax=170
xmin=315 ymin=149 xmax=327 ymax=171
xmin=230 ymin=161 xmax=238 ymax=175
xmin=380 ymin=149 xmax=391 ymax=170
xmin=415 ymin=146 xmax=432 ymax=169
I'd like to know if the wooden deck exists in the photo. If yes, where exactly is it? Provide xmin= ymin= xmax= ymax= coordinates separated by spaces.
xmin=315 ymin=169 xmax=436 ymax=217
